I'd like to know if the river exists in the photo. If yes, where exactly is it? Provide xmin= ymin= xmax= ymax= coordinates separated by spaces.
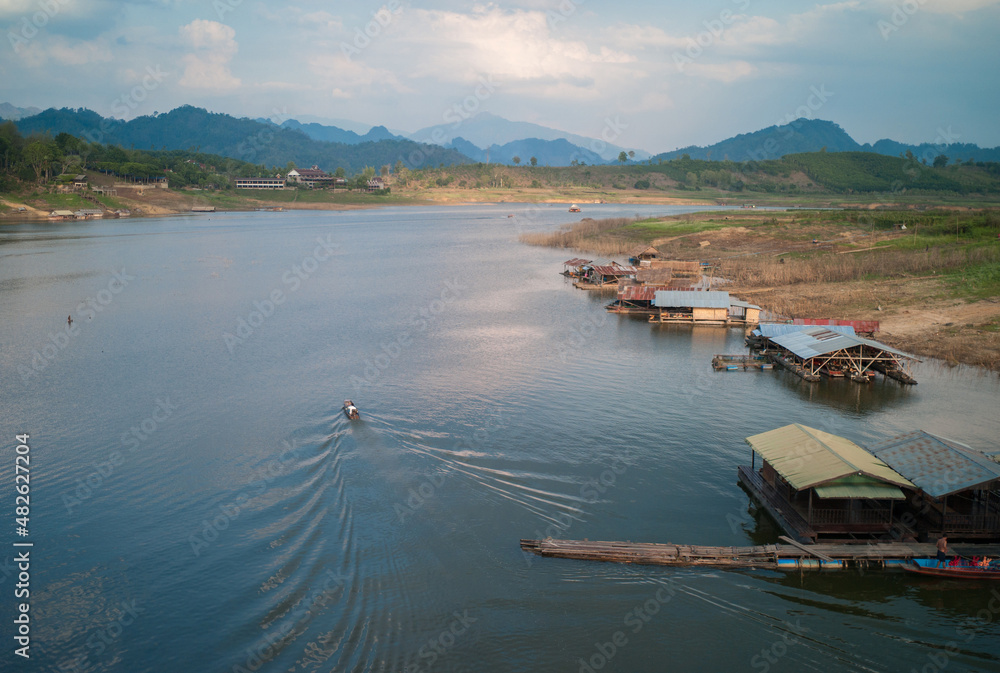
xmin=1 ymin=204 xmax=999 ymax=672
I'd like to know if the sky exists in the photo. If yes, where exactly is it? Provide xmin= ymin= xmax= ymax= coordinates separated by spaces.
xmin=1 ymin=0 xmax=999 ymax=154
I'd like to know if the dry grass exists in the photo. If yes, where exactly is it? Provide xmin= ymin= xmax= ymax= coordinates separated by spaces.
xmin=721 ymin=246 xmax=1000 ymax=288
xmin=518 ymin=217 xmax=639 ymax=256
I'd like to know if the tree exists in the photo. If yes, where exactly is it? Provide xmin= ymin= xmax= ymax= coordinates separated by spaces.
xmin=530 ymin=156 xmax=537 ymax=167
xmin=618 ymin=151 xmax=628 ymax=164
xmin=933 ymin=155 xmax=949 ymax=168
xmin=512 ymin=156 xmax=521 ymax=165
xmin=628 ymin=150 xmax=635 ymax=160
xmin=334 ymin=167 xmax=345 ymax=178
xmin=24 ymin=140 xmax=55 ymax=183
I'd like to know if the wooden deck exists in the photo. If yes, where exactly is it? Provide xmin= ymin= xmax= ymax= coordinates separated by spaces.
xmin=520 ymin=538 xmax=1000 ymax=570
xmin=738 ymin=465 xmax=817 ymax=543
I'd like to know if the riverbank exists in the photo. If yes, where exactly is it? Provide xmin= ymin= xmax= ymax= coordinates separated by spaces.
xmin=522 ymin=208 xmax=1000 ymax=371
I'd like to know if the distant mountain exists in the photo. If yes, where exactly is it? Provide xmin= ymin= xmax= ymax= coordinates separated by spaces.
xmin=0 ymin=102 xmax=42 ymax=121
xmin=447 ymin=136 xmax=605 ymax=166
xmin=15 ymin=106 xmax=471 ymax=174
xmin=865 ymin=139 xmax=1000 ymax=164
xmin=653 ymin=119 xmax=861 ymax=162
xmin=280 ymin=119 xmax=404 ymax=145
xmin=411 ymin=111 xmax=648 ymax=163
xmin=652 ymin=118 xmax=1000 ymax=165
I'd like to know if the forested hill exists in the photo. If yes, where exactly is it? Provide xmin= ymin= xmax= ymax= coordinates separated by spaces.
xmin=15 ymin=106 xmax=471 ymax=174
xmin=652 ymin=118 xmax=1000 ymax=165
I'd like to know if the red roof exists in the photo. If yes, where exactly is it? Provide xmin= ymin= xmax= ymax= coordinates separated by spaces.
xmin=618 ymin=285 xmax=670 ymax=301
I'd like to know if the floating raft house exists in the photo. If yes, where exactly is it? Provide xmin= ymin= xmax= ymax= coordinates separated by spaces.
xmin=739 ymin=424 xmax=915 ymax=544
xmin=648 ymin=290 xmax=761 ymax=326
xmin=871 ymin=430 xmax=1000 ymax=539
xmin=757 ymin=325 xmax=918 ymax=384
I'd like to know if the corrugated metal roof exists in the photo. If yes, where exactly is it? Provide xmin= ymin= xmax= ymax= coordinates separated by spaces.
xmin=591 ymin=265 xmax=637 ymax=276
xmin=730 ymin=299 xmax=763 ymax=310
xmin=869 ymin=430 xmax=1000 ymax=498
xmin=814 ymin=476 xmax=907 ymax=500
xmin=563 ymin=258 xmax=592 ymax=266
xmin=745 ymin=424 xmax=914 ymax=492
xmin=653 ymin=290 xmax=730 ymax=309
xmin=770 ymin=326 xmax=917 ymax=361
xmin=754 ymin=323 xmax=856 ymax=338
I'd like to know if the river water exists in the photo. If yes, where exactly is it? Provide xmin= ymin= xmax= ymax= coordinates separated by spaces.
xmin=1 ymin=204 xmax=999 ymax=673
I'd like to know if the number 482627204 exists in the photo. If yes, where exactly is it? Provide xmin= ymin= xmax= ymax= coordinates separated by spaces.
xmin=15 ymin=434 xmax=30 ymax=533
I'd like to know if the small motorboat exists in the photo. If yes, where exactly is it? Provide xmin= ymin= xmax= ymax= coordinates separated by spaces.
xmin=903 ymin=558 xmax=1000 ymax=579
xmin=568 ymin=204 xmax=581 ymax=212
xmin=342 ymin=400 xmax=360 ymax=420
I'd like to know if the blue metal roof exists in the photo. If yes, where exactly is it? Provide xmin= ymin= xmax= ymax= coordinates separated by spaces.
xmin=770 ymin=326 xmax=916 ymax=361
xmin=653 ymin=290 xmax=730 ymax=309
xmin=753 ymin=323 xmax=856 ymax=338
xmin=869 ymin=430 xmax=1000 ymax=498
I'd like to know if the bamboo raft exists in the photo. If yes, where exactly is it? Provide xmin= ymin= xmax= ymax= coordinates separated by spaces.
xmin=712 ymin=354 xmax=774 ymax=371
xmin=520 ymin=538 xmax=1000 ymax=570
xmin=768 ymin=352 xmax=821 ymax=382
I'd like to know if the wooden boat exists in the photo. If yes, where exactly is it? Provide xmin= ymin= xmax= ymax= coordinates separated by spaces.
xmin=342 ymin=400 xmax=360 ymax=420
xmin=902 ymin=558 xmax=1000 ymax=579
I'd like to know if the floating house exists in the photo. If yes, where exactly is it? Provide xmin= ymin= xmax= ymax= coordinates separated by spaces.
xmin=746 ymin=323 xmax=857 ymax=349
xmin=561 ymin=258 xmax=592 ymax=278
xmin=740 ymin=424 xmax=916 ymax=543
xmin=648 ymin=290 xmax=761 ymax=325
xmin=628 ymin=244 xmax=662 ymax=266
xmin=756 ymin=325 xmax=919 ymax=384
xmin=606 ymin=285 xmax=671 ymax=314
xmin=574 ymin=264 xmax=637 ymax=289
xmin=871 ymin=431 xmax=1000 ymax=540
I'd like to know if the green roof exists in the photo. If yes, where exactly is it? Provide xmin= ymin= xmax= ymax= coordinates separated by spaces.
xmin=813 ymin=476 xmax=906 ymax=500
xmin=746 ymin=424 xmax=915 ymax=495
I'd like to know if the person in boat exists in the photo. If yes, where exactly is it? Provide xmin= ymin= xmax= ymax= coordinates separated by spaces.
xmin=936 ymin=535 xmax=949 ymax=568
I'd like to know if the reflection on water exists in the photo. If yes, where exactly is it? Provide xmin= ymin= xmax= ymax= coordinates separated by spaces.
xmin=1 ymin=205 xmax=998 ymax=672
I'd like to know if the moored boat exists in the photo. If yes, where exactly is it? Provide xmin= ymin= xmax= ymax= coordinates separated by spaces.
xmin=343 ymin=399 xmax=360 ymax=420
xmin=568 ymin=204 xmax=581 ymax=212
xmin=903 ymin=558 xmax=1000 ymax=579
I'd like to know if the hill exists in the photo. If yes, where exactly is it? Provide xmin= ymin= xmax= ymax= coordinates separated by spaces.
xmin=653 ymin=119 xmax=862 ymax=162
xmin=0 ymin=103 xmax=42 ymax=121
xmin=279 ymin=119 xmax=404 ymax=145
xmin=410 ymin=111 xmax=648 ymax=163
xmin=446 ymin=136 xmax=605 ymax=166
xmin=15 ymin=106 xmax=471 ymax=174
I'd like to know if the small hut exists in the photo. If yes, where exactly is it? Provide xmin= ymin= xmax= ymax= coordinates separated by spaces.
xmin=628 ymin=244 xmax=662 ymax=266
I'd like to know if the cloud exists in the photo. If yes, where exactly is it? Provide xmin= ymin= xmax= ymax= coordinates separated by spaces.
xmin=179 ymin=19 xmax=240 ymax=90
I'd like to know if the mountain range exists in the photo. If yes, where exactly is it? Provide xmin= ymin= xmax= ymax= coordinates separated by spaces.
xmin=9 ymin=103 xmax=1000 ymax=172
xmin=13 ymin=106 xmax=469 ymax=174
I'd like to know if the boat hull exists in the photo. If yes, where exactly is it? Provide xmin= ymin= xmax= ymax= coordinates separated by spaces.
xmin=903 ymin=559 xmax=1000 ymax=579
